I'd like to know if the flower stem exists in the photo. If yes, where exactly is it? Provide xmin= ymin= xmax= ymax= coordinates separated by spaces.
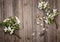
xmin=13 ymin=33 xmax=21 ymax=39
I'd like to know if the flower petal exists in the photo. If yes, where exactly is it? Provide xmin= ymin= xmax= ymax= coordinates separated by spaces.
xmin=10 ymin=29 xmax=14 ymax=34
xmin=3 ymin=18 xmax=9 ymax=22
xmin=15 ymin=16 xmax=20 ymax=24
xmin=8 ymin=26 xmax=11 ymax=31
xmin=4 ymin=27 xmax=8 ymax=32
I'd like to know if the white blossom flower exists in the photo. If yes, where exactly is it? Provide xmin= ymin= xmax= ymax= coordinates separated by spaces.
xmin=43 ymin=28 xmax=46 ymax=30
xmin=39 ymin=17 xmax=43 ymax=20
xmin=0 ymin=16 xmax=20 ymax=35
xmin=4 ymin=27 xmax=8 ymax=32
xmin=40 ymin=23 xmax=43 ymax=26
xmin=38 ymin=1 xmax=45 ymax=9
xmin=15 ymin=16 xmax=20 ymax=24
xmin=41 ymin=1 xmax=45 ymax=4
xmin=43 ymin=16 xmax=46 ymax=19
xmin=38 ymin=2 xmax=42 ymax=9
xmin=10 ymin=29 xmax=14 ymax=34
xmin=38 ymin=2 xmax=42 ymax=8
xmin=38 ymin=1 xmax=50 ymax=11
xmin=8 ymin=26 xmax=11 ymax=31
xmin=47 ymin=10 xmax=50 ymax=15
xmin=48 ymin=14 xmax=51 ymax=18
xmin=32 ymin=32 xmax=35 ymax=36
xmin=53 ymin=9 xmax=57 ymax=13
xmin=44 ymin=2 xmax=48 ymax=8
xmin=47 ymin=12 xmax=49 ymax=16
xmin=44 ymin=20 xmax=48 ymax=23
xmin=3 ymin=18 xmax=9 ymax=22
xmin=37 ymin=21 xmax=40 ymax=25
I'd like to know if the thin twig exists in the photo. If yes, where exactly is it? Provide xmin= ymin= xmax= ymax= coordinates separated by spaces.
xmin=13 ymin=33 xmax=21 ymax=39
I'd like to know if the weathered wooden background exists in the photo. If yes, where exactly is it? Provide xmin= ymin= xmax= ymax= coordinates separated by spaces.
xmin=0 ymin=0 xmax=60 ymax=42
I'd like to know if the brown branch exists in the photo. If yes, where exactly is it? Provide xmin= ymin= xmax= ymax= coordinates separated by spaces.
xmin=13 ymin=33 xmax=21 ymax=39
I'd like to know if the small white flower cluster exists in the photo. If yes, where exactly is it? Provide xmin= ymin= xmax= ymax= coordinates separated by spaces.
xmin=44 ymin=9 xmax=58 ymax=24
xmin=4 ymin=27 xmax=14 ymax=34
xmin=36 ymin=1 xmax=58 ymax=36
xmin=3 ymin=18 xmax=10 ymax=22
xmin=47 ymin=9 xmax=57 ymax=18
xmin=38 ymin=1 xmax=49 ymax=11
xmin=3 ymin=16 xmax=20 ymax=34
xmin=38 ymin=1 xmax=58 ymax=25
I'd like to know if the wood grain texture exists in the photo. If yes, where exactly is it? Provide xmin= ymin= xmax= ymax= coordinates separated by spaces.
xmin=0 ymin=0 xmax=60 ymax=42
xmin=56 ymin=0 xmax=60 ymax=42
xmin=0 ymin=0 xmax=4 ymax=42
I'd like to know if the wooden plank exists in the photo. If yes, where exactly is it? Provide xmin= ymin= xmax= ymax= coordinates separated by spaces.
xmin=37 ymin=0 xmax=47 ymax=42
xmin=12 ymin=0 xmax=24 ymax=42
xmin=12 ymin=0 xmax=19 ymax=42
xmin=23 ymin=0 xmax=29 ymax=42
xmin=44 ymin=0 xmax=58 ymax=42
xmin=36 ymin=0 xmax=44 ymax=42
xmin=25 ymin=0 xmax=33 ymax=42
xmin=3 ymin=0 xmax=14 ymax=42
xmin=22 ymin=0 xmax=33 ymax=42
xmin=0 ymin=0 xmax=60 ymax=42
xmin=52 ymin=0 xmax=57 ymax=42
xmin=32 ymin=0 xmax=37 ymax=42
xmin=17 ymin=0 xmax=24 ymax=42
xmin=56 ymin=0 xmax=60 ymax=42
xmin=0 ymin=0 xmax=4 ymax=42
